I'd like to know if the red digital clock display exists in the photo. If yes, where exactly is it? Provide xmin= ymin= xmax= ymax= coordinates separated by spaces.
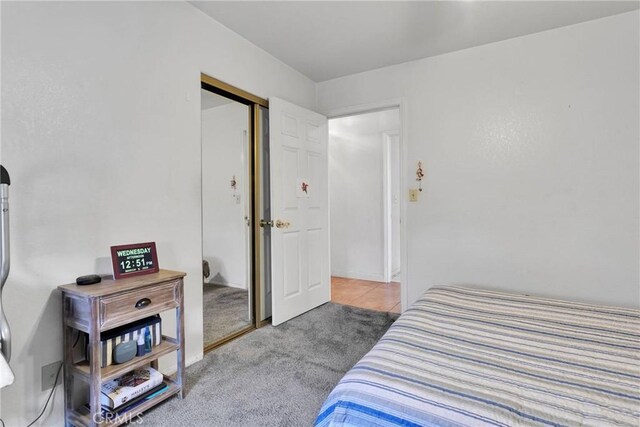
xmin=110 ymin=242 xmax=159 ymax=279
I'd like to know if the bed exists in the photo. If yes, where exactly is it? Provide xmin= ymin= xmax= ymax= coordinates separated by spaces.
xmin=316 ymin=285 xmax=640 ymax=426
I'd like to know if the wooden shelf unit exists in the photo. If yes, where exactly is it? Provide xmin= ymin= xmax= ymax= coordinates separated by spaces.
xmin=68 ymin=376 xmax=181 ymax=427
xmin=59 ymin=270 xmax=186 ymax=427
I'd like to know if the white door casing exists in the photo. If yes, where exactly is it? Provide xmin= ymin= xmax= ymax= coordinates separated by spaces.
xmin=383 ymin=130 xmax=401 ymax=282
xmin=269 ymin=97 xmax=330 ymax=326
xmin=389 ymin=133 xmax=401 ymax=277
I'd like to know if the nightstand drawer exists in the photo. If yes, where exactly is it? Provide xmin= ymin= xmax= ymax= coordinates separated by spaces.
xmin=99 ymin=280 xmax=180 ymax=330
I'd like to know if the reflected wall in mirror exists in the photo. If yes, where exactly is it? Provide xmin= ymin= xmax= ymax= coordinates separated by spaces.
xmin=201 ymin=88 xmax=252 ymax=347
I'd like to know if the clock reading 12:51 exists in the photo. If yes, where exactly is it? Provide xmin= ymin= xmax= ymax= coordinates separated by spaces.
xmin=110 ymin=242 xmax=159 ymax=280
xmin=120 ymin=257 xmax=150 ymax=271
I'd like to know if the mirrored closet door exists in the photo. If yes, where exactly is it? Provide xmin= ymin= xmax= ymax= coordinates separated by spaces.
xmin=201 ymin=87 xmax=253 ymax=349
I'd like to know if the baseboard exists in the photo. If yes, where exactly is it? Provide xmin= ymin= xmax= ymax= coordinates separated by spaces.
xmin=205 ymin=280 xmax=247 ymax=290
xmin=331 ymin=270 xmax=385 ymax=282
xmin=163 ymin=353 xmax=202 ymax=376
xmin=185 ymin=354 xmax=203 ymax=369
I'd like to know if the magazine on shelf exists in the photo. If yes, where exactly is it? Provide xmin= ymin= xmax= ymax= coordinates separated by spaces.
xmin=100 ymin=367 xmax=163 ymax=409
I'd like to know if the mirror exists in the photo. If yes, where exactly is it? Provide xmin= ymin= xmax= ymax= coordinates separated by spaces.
xmin=201 ymin=88 xmax=252 ymax=348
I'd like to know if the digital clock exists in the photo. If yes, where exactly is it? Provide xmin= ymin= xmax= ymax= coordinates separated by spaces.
xmin=110 ymin=242 xmax=159 ymax=279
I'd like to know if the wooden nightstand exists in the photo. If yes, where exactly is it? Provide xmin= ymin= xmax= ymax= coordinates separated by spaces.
xmin=58 ymin=269 xmax=186 ymax=426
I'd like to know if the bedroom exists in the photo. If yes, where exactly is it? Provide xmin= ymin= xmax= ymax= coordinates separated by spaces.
xmin=0 ymin=1 xmax=638 ymax=426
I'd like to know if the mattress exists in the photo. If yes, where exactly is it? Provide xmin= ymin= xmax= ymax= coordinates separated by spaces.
xmin=316 ymin=285 xmax=640 ymax=426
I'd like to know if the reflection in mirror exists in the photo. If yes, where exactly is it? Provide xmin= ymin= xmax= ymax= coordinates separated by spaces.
xmin=201 ymin=88 xmax=252 ymax=347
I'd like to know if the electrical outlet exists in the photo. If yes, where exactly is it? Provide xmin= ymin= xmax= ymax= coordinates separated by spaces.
xmin=409 ymin=189 xmax=419 ymax=202
xmin=42 ymin=361 xmax=62 ymax=391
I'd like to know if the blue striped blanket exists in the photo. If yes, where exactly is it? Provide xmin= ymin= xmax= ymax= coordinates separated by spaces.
xmin=316 ymin=285 xmax=640 ymax=426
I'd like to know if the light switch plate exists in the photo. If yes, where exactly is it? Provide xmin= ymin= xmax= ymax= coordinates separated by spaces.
xmin=42 ymin=361 xmax=62 ymax=391
xmin=409 ymin=189 xmax=419 ymax=202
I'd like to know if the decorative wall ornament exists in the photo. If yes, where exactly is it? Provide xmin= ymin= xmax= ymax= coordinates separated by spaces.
xmin=416 ymin=161 xmax=425 ymax=192
xmin=296 ymin=178 xmax=310 ymax=198
xmin=230 ymin=175 xmax=241 ymax=204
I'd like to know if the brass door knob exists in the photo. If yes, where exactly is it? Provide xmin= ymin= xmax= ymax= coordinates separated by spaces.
xmin=275 ymin=220 xmax=290 ymax=229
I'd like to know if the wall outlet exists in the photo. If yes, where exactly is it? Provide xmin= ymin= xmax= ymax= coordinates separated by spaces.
xmin=42 ymin=361 xmax=62 ymax=391
xmin=409 ymin=189 xmax=419 ymax=202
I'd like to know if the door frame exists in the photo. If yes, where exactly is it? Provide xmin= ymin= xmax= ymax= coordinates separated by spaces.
xmin=324 ymin=99 xmax=408 ymax=312
xmin=382 ymin=129 xmax=401 ymax=283
xmin=200 ymin=73 xmax=269 ymax=354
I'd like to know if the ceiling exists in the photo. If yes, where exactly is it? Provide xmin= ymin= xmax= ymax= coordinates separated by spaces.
xmin=190 ymin=1 xmax=639 ymax=82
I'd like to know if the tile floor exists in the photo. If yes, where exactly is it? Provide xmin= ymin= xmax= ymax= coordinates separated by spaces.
xmin=331 ymin=276 xmax=401 ymax=313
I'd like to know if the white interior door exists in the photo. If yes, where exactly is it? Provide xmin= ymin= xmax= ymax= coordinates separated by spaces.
xmin=269 ymin=97 xmax=330 ymax=326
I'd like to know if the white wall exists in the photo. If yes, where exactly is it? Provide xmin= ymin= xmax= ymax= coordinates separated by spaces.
xmin=318 ymin=11 xmax=640 ymax=309
xmin=329 ymin=110 xmax=399 ymax=282
xmin=202 ymin=102 xmax=249 ymax=289
xmin=0 ymin=1 xmax=315 ymax=425
xmin=329 ymin=132 xmax=384 ymax=281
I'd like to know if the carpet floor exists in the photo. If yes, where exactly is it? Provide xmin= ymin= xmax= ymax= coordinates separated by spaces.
xmin=141 ymin=303 xmax=397 ymax=426
xmin=203 ymin=283 xmax=251 ymax=345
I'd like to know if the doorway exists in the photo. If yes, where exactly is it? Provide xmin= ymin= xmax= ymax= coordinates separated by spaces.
xmin=199 ymin=84 xmax=397 ymax=333
xmin=327 ymin=108 xmax=402 ymax=313
xmin=200 ymin=74 xmax=268 ymax=351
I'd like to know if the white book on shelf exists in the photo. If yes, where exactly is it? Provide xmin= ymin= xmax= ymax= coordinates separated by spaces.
xmin=100 ymin=367 xmax=163 ymax=409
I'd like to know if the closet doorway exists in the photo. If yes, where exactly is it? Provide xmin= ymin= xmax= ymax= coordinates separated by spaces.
xmin=200 ymin=74 xmax=267 ymax=351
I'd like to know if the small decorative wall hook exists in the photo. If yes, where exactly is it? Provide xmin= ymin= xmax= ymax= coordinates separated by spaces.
xmin=230 ymin=175 xmax=237 ymax=191
xmin=416 ymin=161 xmax=424 ymax=192
xmin=301 ymin=181 xmax=309 ymax=194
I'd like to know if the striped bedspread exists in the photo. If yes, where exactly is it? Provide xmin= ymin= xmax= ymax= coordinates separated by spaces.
xmin=316 ymin=285 xmax=640 ymax=426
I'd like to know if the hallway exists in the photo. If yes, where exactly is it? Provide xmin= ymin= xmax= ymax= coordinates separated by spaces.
xmin=330 ymin=276 xmax=401 ymax=313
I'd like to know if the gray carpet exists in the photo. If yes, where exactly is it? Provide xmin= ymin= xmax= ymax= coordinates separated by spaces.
xmin=203 ymin=283 xmax=251 ymax=345
xmin=141 ymin=303 xmax=397 ymax=427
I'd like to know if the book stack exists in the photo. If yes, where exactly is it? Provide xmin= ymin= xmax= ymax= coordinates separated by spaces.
xmin=90 ymin=367 xmax=168 ymax=416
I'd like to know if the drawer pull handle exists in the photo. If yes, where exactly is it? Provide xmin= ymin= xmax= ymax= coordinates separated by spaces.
xmin=135 ymin=298 xmax=151 ymax=309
